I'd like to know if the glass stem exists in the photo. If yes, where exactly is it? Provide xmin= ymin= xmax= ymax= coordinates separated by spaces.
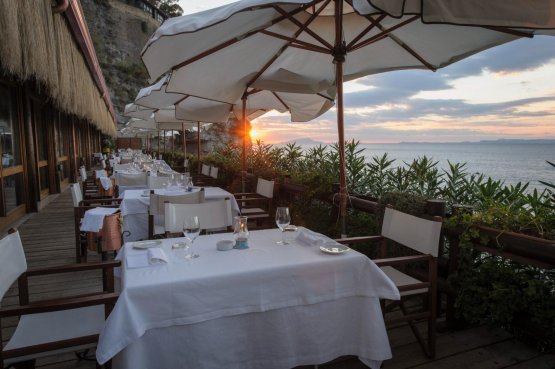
xmin=281 ymin=229 xmax=285 ymax=244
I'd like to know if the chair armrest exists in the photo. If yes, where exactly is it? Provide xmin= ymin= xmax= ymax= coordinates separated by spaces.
xmin=233 ymin=192 xmax=258 ymax=197
xmin=236 ymin=197 xmax=270 ymax=203
xmin=373 ymin=254 xmax=432 ymax=267
xmin=0 ymin=292 xmax=119 ymax=318
xmin=25 ymin=260 xmax=121 ymax=277
xmin=334 ymin=235 xmax=383 ymax=245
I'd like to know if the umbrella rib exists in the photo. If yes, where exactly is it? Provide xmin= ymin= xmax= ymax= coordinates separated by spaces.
xmin=346 ymin=14 xmax=386 ymax=50
xmin=271 ymin=91 xmax=290 ymax=111
xmin=482 ymin=26 xmax=534 ymax=38
xmin=316 ymin=92 xmax=334 ymax=102
xmin=245 ymin=0 xmax=331 ymax=88
xmin=170 ymin=2 xmax=323 ymax=71
xmin=273 ymin=3 xmax=333 ymax=50
xmin=260 ymin=30 xmax=330 ymax=54
xmin=350 ymin=15 xmax=419 ymax=51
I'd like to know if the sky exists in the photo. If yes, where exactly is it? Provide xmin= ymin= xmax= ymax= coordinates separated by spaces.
xmin=177 ymin=1 xmax=555 ymax=144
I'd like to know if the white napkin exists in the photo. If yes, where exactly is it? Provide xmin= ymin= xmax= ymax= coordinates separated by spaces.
xmin=99 ymin=176 xmax=113 ymax=190
xmin=296 ymin=229 xmax=333 ymax=246
xmin=148 ymin=248 xmax=169 ymax=265
xmin=80 ymin=207 xmax=118 ymax=232
xmin=126 ymin=248 xmax=169 ymax=269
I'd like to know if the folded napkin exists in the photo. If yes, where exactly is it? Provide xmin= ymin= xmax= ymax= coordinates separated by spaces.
xmin=126 ymin=248 xmax=169 ymax=269
xmin=99 ymin=176 xmax=113 ymax=190
xmin=80 ymin=207 xmax=119 ymax=232
xmin=296 ymin=229 xmax=333 ymax=246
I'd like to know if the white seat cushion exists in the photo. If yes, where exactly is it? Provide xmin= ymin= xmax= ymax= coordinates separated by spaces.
xmin=241 ymin=208 xmax=267 ymax=214
xmin=380 ymin=266 xmax=428 ymax=296
xmin=4 ymin=305 xmax=105 ymax=363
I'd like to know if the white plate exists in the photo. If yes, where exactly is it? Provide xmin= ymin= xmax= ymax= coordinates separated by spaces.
xmin=319 ymin=242 xmax=349 ymax=254
xmin=132 ymin=240 xmax=162 ymax=249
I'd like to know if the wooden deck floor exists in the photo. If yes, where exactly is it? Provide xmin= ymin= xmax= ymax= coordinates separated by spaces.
xmin=2 ymin=189 xmax=553 ymax=369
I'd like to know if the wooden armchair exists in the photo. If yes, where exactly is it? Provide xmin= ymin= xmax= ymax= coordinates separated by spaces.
xmin=148 ymin=189 xmax=205 ymax=239
xmin=335 ymin=207 xmax=442 ymax=358
xmin=234 ymin=178 xmax=274 ymax=228
xmin=164 ymin=198 xmax=232 ymax=236
xmin=70 ymin=184 xmax=122 ymax=263
xmin=0 ymin=229 xmax=120 ymax=369
xmin=191 ymin=163 xmax=212 ymax=185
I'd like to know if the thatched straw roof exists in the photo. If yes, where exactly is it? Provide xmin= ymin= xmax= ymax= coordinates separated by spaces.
xmin=0 ymin=0 xmax=116 ymax=136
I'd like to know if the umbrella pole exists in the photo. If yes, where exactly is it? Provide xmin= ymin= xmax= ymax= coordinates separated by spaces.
xmin=241 ymin=95 xmax=247 ymax=193
xmin=197 ymin=121 xmax=201 ymax=174
xmin=186 ymin=122 xmax=189 ymax=172
xmin=163 ymin=129 xmax=167 ymax=156
xmin=171 ymin=129 xmax=175 ymax=156
xmin=335 ymin=0 xmax=348 ymax=237
xmin=157 ymin=130 xmax=161 ymax=158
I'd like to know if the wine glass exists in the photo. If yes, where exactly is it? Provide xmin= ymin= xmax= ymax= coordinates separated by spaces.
xmin=275 ymin=207 xmax=291 ymax=245
xmin=183 ymin=216 xmax=201 ymax=258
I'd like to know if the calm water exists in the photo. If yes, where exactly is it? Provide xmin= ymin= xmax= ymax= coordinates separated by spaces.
xmin=296 ymin=142 xmax=555 ymax=192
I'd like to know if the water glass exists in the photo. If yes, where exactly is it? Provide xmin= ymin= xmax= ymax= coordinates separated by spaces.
xmin=275 ymin=207 xmax=291 ymax=245
xmin=183 ymin=216 xmax=201 ymax=258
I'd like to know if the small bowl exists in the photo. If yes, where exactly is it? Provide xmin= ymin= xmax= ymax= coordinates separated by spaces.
xmin=217 ymin=240 xmax=235 ymax=251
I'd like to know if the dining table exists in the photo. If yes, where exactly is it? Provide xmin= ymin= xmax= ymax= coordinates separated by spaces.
xmin=96 ymin=228 xmax=400 ymax=369
xmin=120 ymin=187 xmax=240 ymax=242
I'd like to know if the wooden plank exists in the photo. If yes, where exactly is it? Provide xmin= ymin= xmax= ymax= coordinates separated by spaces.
xmin=504 ymin=354 xmax=555 ymax=369
xmin=407 ymin=340 xmax=542 ymax=369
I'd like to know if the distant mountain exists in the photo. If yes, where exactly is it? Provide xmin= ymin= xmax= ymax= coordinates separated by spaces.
xmin=398 ymin=139 xmax=555 ymax=145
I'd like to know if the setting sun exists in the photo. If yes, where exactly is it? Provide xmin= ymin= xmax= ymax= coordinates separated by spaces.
xmin=249 ymin=129 xmax=258 ymax=139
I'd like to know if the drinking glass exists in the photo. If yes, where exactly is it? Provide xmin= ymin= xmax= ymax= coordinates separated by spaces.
xmin=275 ymin=207 xmax=291 ymax=245
xmin=183 ymin=216 xmax=201 ymax=258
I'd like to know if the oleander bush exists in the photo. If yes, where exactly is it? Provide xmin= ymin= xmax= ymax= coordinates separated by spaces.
xmin=200 ymin=139 xmax=555 ymax=350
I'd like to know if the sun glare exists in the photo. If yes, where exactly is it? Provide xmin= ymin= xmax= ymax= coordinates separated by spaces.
xmin=249 ymin=129 xmax=258 ymax=139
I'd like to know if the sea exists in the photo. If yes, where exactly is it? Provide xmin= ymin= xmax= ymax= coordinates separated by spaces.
xmin=288 ymin=141 xmax=555 ymax=192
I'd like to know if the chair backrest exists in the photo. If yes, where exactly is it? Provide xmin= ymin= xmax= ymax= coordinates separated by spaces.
xmin=79 ymin=166 xmax=87 ymax=181
xmin=70 ymin=183 xmax=83 ymax=208
xmin=115 ymin=172 xmax=147 ymax=187
xmin=381 ymin=208 xmax=442 ymax=257
xmin=101 ymin=160 xmax=107 ymax=169
xmin=164 ymin=198 xmax=232 ymax=233
xmin=0 ymin=231 xmax=27 ymax=302
xmin=148 ymin=175 xmax=170 ymax=189
xmin=256 ymin=178 xmax=275 ymax=199
xmin=201 ymin=164 xmax=210 ymax=176
xmin=149 ymin=189 xmax=205 ymax=216
xmin=209 ymin=166 xmax=219 ymax=179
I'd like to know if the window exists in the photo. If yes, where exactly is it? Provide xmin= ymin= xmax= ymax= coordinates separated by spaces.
xmin=0 ymin=85 xmax=21 ymax=168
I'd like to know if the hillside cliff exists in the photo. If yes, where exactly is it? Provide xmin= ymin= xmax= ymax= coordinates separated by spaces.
xmin=81 ymin=0 xmax=159 ymax=125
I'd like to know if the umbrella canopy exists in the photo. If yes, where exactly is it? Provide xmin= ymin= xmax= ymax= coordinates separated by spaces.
xmin=135 ymin=74 xmax=335 ymax=123
xmin=124 ymin=103 xmax=156 ymax=120
xmin=142 ymin=0 xmax=554 ymax=234
xmin=133 ymin=73 xmax=335 ymax=188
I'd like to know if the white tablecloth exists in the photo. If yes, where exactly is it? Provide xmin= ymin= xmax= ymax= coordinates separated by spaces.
xmin=96 ymin=228 xmax=400 ymax=368
xmin=120 ymin=188 xmax=240 ymax=242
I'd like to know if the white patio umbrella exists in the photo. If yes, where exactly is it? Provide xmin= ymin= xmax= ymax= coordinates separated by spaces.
xmin=133 ymin=73 xmax=335 ymax=187
xmin=141 ymin=0 xmax=555 ymax=235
